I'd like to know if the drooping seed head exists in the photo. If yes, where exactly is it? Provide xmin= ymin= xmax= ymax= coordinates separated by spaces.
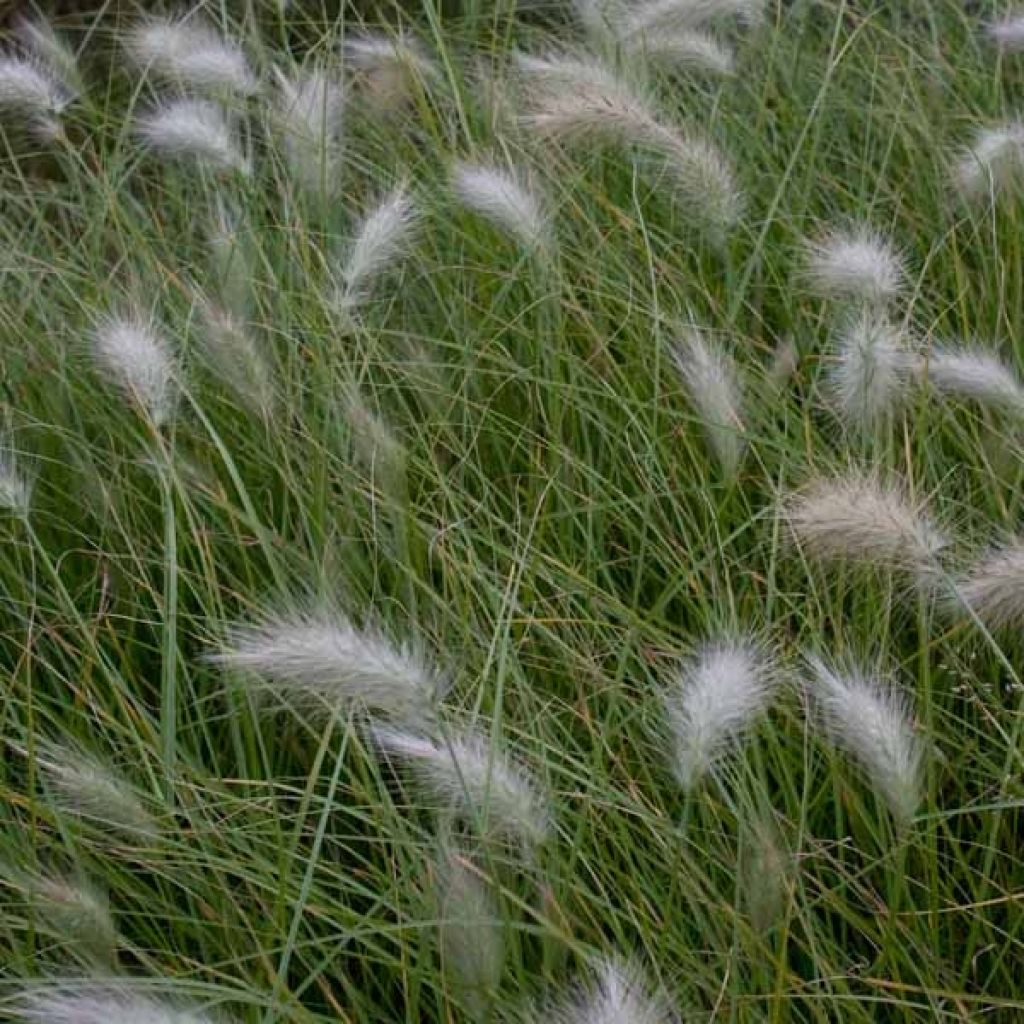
xmin=18 ymin=983 xmax=232 ymax=1024
xmin=806 ymin=654 xmax=924 ymax=826
xmin=803 ymin=226 xmax=906 ymax=305
xmin=913 ymin=345 xmax=1024 ymax=415
xmin=342 ymin=32 xmax=438 ymax=112
xmin=125 ymin=17 xmax=258 ymax=96
xmin=13 ymin=16 xmax=83 ymax=98
xmin=274 ymin=65 xmax=345 ymax=198
xmin=451 ymin=160 xmax=552 ymax=254
xmin=370 ymin=725 xmax=554 ymax=848
xmin=952 ymin=122 xmax=1024 ymax=202
xmin=672 ymin=324 xmax=745 ymax=479
xmin=91 ymin=314 xmax=178 ymax=427
xmin=195 ymin=300 xmax=275 ymax=419
xmin=135 ymin=99 xmax=249 ymax=175
xmin=0 ymin=443 xmax=31 ymax=517
xmin=212 ymin=609 xmax=445 ymax=723
xmin=952 ymin=540 xmax=1024 ymax=631
xmin=623 ymin=0 xmax=766 ymax=38
xmin=987 ymin=11 xmax=1024 ymax=53
xmin=662 ymin=636 xmax=778 ymax=793
xmin=624 ymin=29 xmax=735 ymax=76
xmin=551 ymin=957 xmax=673 ymax=1024
xmin=0 ymin=55 xmax=70 ymax=137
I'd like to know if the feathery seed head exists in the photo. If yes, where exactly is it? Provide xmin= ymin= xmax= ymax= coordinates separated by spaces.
xmin=18 ymin=983 xmax=229 ymax=1024
xmin=803 ymin=227 xmax=906 ymax=305
xmin=783 ymin=474 xmax=945 ymax=583
xmin=451 ymin=160 xmax=552 ymax=254
xmin=196 ymin=301 xmax=275 ymax=419
xmin=624 ymin=0 xmax=766 ymax=38
xmin=370 ymin=725 xmax=553 ymax=848
xmin=953 ymin=541 xmax=1024 ymax=631
xmin=663 ymin=637 xmax=778 ymax=793
xmin=952 ymin=122 xmax=1024 ymax=201
xmin=135 ymin=99 xmax=249 ymax=175
xmin=987 ymin=12 xmax=1024 ymax=53
xmin=672 ymin=324 xmax=745 ymax=479
xmin=914 ymin=345 xmax=1024 ymax=414
xmin=274 ymin=66 xmax=345 ymax=198
xmin=553 ymin=957 xmax=672 ymax=1024
xmin=806 ymin=654 xmax=923 ymax=826
xmin=828 ymin=313 xmax=913 ymax=432
xmin=208 ymin=198 xmax=252 ymax=318
xmin=34 ymin=741 xmax=157 ymax=839
xmin=342 ymin=33 xmax=438 ymax=111
xmin=0 ymin=444 xmax=31 ymax=516
xmin=0 ymin=55 xmax=71 ymax=138
xmin=342 ymin=387 xmax=408 ymax=498
xmin=740 ymin=816 xmax=790 ymax=932
xmin=14 ymin=17 xmax=83 ymax=98
xmin=16 ymin=872 xmax=116 ymax=961
xmin=337 ymin=185 xmax=419 ymax=313
xmin=625 ymin=29 xmax=735 ymax=76
xmin=125 ymin=18 xmax=258 ymax=96
xmin=213 ymin=609 xmax=445 ymax=722
xmin=436 ymin=847 xmax=506 ymax=1017
xmin=91 ymin=314 xmax=178 ymax=427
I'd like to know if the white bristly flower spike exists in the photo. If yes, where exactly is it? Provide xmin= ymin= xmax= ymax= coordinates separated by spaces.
xmin=828 ymin=313 xmax=913 ymax=432
xmin=516 ymin=52 xmax=741 ymax=232
xmin=623 ymin=0 xmax=766 ymax=38
xmin=18 ymin=983 xmax=232 ymax=1024
xmin=91 ymin=314 xmax=178 ymax=427
xmin=953 ymin=541 xmax=1024 ymax=631
xmin=806 ymin=654 xmax=923 ymax=826
xmin=135 ymin=99 xmax=249 ymax=175
xmin=913 ymin=345 xmax=1024 ymax=416
xmin=337 ymin=185 xmax=419 ymax=313
xmin=370 ymin=725 xmax=553 ymax=847
xmin=672 ymin=324 xmax=745 ymax=479
xmin=436 ymin=846 xmax=506 ymax=1018
xmin=783 ymin=474 xmax=946 ymax=585
xmin=125 ymin=17 xmax=258 ymax=97
xmin=274 ymin=65 xmax=345 ymax=199
xmin=208 ymin=198 xmax=253 ymax=318
xmin=0 ymin=442 xmax=31 ymax=516
xmin=662 ymin=637 xmax=778 ymax=793
xmin=624 ymin=29 xmax=735 ymax=76
xmin=14 ymin=16 xmax=84 ymax=98
xmin=553 ymin=957 xmax=673 ymax=1024
xmin=451 ymin=160 xmax=552 ymax=254
xmin=33 ymin=741 xmax=157 ymax=839
xmin=987 ymin=11 xmax=1024 ymax=53
xmin=342 ymin=32 xmax=438 ymax=111
xmin=0 ymin=55 xmax=70 ymax=138
xmin=212 ymin=609 xmax=445 ymax=722
xmin=952 ymin=122 xmax=1024 ymax=201
xmin=803 ymin=226 xmax=906 ymax=305
xmin=196 ymin=300 xmax=274 ymax=418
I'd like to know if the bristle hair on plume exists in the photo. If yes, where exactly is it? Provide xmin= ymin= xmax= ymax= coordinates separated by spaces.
xmin=274 ymin=65 xmax=345 ymax=199
xmin=623 ymin=0 xmax=766 ymax=37
xmin=828 ymin=313 xmax=913 ymax=433
xmin=451 ymin=159 xmax=552 ymax=254
xmin=952 ymin=122 xmax=1024 ymax=201
xmin=336 ymin=185 xmax=419 ymax=313
xmin=913 ymin=345 xmax=1024 ymax=415
xmin=953 ymin=541 xmax=1024 ymax=631
xmin=91 ymin=314 xmax=178 ymax=427
xmin=662 ymin=636 xmax=778 ymax=793
xmin=135 ymin=99 xmax=249 ymax=176
xmin=0 ymin=443 xmax=31 ymax=516
xmin=33 ymin=740 xmax=157 ymax=839
xmin=624 ymin=29 xmax=735 ymax=76
xmin=806 ymin=654 xmax=923 ymax=826
xmin=17 ymin=983 xmax=229 ymax=1024
xmin=14 ymin=17 xmax=83 ymax=98
xmin=803 ymin=226 xmax=906 ymax=305
xmin=436 ymin=846 xmax=506 ymax=1017
xmin=987 ymin=11 xmax=1024 ymax=53
xmin=0 ymin=55 xmax=71 ymax=138
xmin=550 ymin=957 xmax=673 ymax=1024
xmin=125 ymin=17 xmax=258 ymax=97
xmin=212 ymin=608 xmax=445 ymax=722
xmin=782 ymin=474 xmax=946 ymax=585
xmin=672 ymin=324 xmax=745 ymax=479
xmin=370 ymin=725 xmax=553 ymax=847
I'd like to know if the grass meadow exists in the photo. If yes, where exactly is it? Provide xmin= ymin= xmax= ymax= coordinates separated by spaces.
xmin=2 ymin=1 xmax=1024 ymax=1020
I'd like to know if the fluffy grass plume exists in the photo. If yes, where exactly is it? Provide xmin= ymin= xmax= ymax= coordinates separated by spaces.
xmin=13 ymin=16 xmax=83 ymax=98
xmin=624 ymin=0 xmax=765 ymax=36
xmin=0 ymin=55 xmax=70 ymax=138
xmin=806 ymin=655 xmax=923 ymax=826
xmin=828 ymin=313 xmax=913 ymax=432
xmin=342 ymin=32 xmax=438 ymax=112
xmin=212 ymin=609 xmax=445 ymax=721
xmin=987 ymin=11 xmax=1024 ymax=53
xmin=91 ymin=314 xmax=178 ymax=427
xmin=33 ymin=741 xmax=157 ymax=839
xmin=782 ymin=474 xmax=946 ymax=583
xmin=370 ymin=725 xmax=553 ymax=847
xmin=274 ymin=65 xmax=345 ymax=198
xmin=125 ymin=17 xmax=257 ymax=97
xmin=337 ymin=185 xmax=419 ymax=313
xmin=516 ymin=52 xmax=740 ymax=230
xmin=952 ymin=122 xmax=1024 ymax=201
xmin=436 ymin=846 xmax=506 ymax=1018
xmin=17 ymin=984 xmax=228 ymax=1024
xmin=662 ymin=637 xmax=778 ymax=793
xmin=451 ymin=160 xmax=552 ymax=254
xmin=0 ymin=443 xmax=31 ymax=516
xmin=913 ymin=345 xmax=1024 ymax=415
xmin=550 ymin=957 xmax=672 ymax=1024
xmin=207 ymin=198 xmax=252 ymax=317
xmin=342 ymin=387 xmax=408 ymax=498
xmin=135 ymin=99 xmax=249 ymax=175
xmin=196 ymin=300 xmax=275 ymax=419
xmin=624 ymin=29 xmax=735 ymax=76
xmin=672 ymin=324 xmax=745 ymax=479
xmin=803 ymin=226 xmax=905 ymax=305
xmin=953 ymin=541 xmax=1024 ymax=631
